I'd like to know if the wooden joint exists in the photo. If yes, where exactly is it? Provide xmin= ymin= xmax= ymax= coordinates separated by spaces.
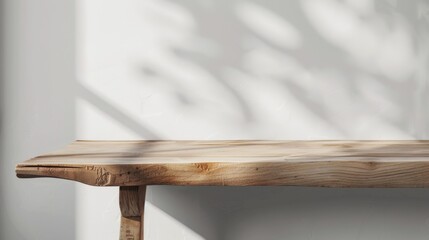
xmin=119 ymin=186 xmax=146 ymax=240
xmin=120 ymin=186 xmax=146 ymax=217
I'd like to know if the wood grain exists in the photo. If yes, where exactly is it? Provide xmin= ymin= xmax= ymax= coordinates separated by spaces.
xmin=15 ymin=140 xmax=429 ymax=187
xmin=119 ymin=186 xmax=146 ymax=240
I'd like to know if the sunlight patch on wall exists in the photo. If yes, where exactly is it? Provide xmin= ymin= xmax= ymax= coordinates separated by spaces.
xmin=236 ymin=1 xmax=302 ymax=49
xmin=76 ymin=97 xmax=142 ymax=140
xmin=302 ymin=0 xmax=416 ymax=82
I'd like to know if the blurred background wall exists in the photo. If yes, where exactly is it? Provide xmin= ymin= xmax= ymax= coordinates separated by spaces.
xmin=1 ymin=0 xmax=429 ymax=239
xmin=1 ymin=0 xmax=77 ymax=239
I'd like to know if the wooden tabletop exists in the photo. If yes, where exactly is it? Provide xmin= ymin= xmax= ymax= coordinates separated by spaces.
xmin=15 ymin=140 xmax=429 ymax=187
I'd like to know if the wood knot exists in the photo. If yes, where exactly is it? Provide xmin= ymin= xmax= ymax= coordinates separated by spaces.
xmin=194 ymin=163 xmax=215 ymax=172
xmin=366 ymin=161 xmax=378 ymax=170
xmin=93 ymin=167 xmax=112 ymax=186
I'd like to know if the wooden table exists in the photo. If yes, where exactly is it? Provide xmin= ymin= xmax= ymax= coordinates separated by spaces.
xmin=16 ymin=140 xmax=429 ymax=240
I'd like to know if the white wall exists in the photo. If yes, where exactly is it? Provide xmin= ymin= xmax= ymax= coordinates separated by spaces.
xmin=1 ymin=0 xmax=76 ymax=239
xmin=2 ymin=0 xmax=429 ymax=239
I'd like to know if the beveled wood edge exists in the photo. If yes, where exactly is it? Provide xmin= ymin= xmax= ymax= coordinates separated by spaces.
xmin=15 ymin=161 xmax=429 ymax=188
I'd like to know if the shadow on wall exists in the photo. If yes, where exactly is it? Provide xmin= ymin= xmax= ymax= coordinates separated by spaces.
xmin=77 ymin=83 xmax=159 ymax=139
xmin=0 ymin=0 xmax=76 ymax=239
xmin=0 ymin=0 xmax=5 ymax=233
xmin=75 ymin=0 xmax=429 ymax=239
xmin=213 ymin=187 xmax=429 ymax=240
xmin=135 ymin=0 xmax=429 ymax=139
xmin=1 ymin=0 xmax=5 ymax=157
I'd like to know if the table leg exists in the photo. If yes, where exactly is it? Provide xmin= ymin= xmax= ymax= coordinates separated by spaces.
xmin=119 ymin=186 xmax=146 ymax=240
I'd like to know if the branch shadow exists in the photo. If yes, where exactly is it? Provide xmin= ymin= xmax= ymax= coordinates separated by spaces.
xmin=144 ymin=0 xmax=429 ymax=139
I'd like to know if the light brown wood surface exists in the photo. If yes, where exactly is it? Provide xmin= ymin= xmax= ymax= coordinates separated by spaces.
xmin=15 ymin=140 xmax=429 ymax=187
xmin=119 ymin=186 xmax=146 ymax=240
